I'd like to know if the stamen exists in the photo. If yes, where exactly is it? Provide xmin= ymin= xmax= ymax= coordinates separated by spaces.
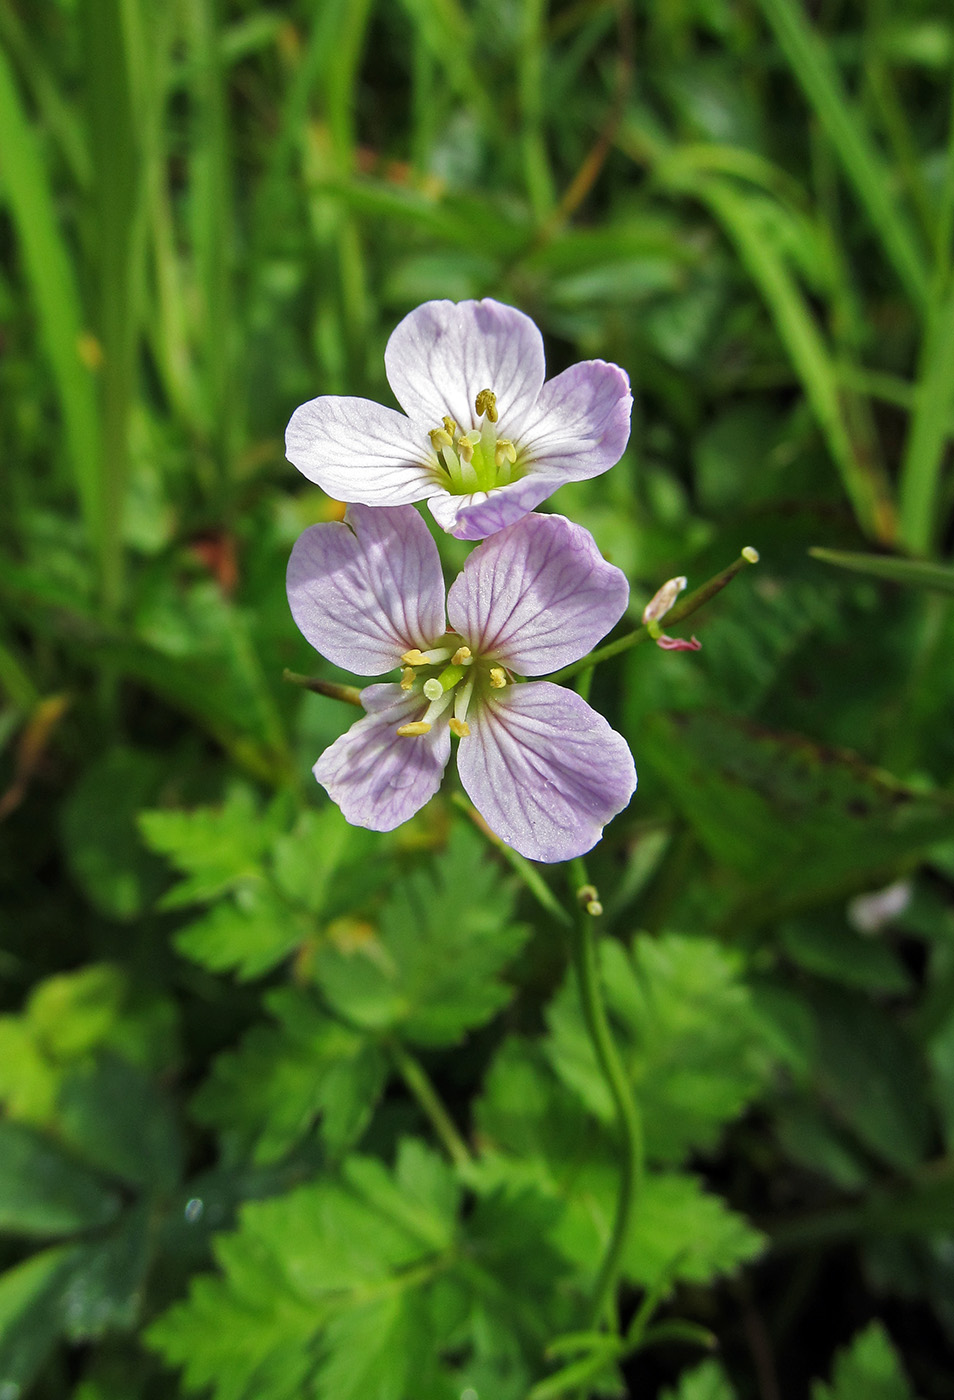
xmin=442 ymin=416 xmax=459 ymax=438
xmin=494 ymin=439 xmax=517 ymax=467
xmin=449 ymin=718 xmax=470 ymax=738
xmin=397 ymin=721 xmax=431 ymax=736
xmin=451 ymin=646 xmax=472 ymax=666
xmin=428 ymin=427 xmax=453 ymax=451
xmin=402 ymin=647 xmax=452 ymax=667
xmin=454 ymin=678 xmax=474 ymax=723
xmin=475 ymin=388 xmax=498 ymax=423
xmin=489 ymin=666 xmax=507 ymax=689
xmin=400 ymin=667 xmax=416 ymax=690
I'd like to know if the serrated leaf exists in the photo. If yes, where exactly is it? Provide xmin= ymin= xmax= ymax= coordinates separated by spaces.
xmin=546 ymin=934 xmax=771 ymax=1163
xmin=661 ymin=1359 xmax=738 ymax=1400
xmin=809 ymin=986 xmax=930 ymax=1171
xmin=474 ymin=1040 xmax=762 ymax=1293
xmin=0 ymin=1120 xmax=121 ymax=1237
xmin=175 ymin=883 xmax=310 ymax=980
xmin=138 ymin=785 xmax=281 ymax=908
xmin=192 ymin=987 xmax=385 ymax=1163
xmin=812 ymin=1320 xmax=916 ymax=1400
xmin=641 ymin=712 xmax=954 ymax=922
xmin=147 ymin=1140 xmax=461 ymax=1400
xmin=314 ymin=825 xmax=529 ymax=1046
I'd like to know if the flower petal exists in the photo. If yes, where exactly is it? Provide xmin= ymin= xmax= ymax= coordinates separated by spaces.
xmin=285 ymin=396 xmax=435 ymax=505
xmin=314 ymin=684 xmax=451 ymax=831
xmin=519 ymin=360 xmax=632 ymax=481
xmin=446 ymin=513 xmax=629 ymax=674
xmin=458 ymin=681 xmax=636 ymax=862
xmin=426 ymin=475 xmax=556 ymax=541
xmin=384 ymin=299 xmax=546 ymax=432
xmin=287 ymin=504 xmax=446 ymax=674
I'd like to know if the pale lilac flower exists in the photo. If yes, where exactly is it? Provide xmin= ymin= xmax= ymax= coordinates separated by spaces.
xmin=287 ymin=504 xmax=636 ymax=862
xmin=285 ymin=298 xmax=632 ymax=541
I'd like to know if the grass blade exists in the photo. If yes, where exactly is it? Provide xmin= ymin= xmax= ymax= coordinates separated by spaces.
xmin=810 ymin=547 xmax=954 ymax=595
xmin=0 ymin=46 xmax=102 ymax=580
xmin=756 ymin=0 xmax=929 ymax=309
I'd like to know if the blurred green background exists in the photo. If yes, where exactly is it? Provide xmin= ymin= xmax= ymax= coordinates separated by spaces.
xmin=3 ymin=0 xmax=954 ymax=1397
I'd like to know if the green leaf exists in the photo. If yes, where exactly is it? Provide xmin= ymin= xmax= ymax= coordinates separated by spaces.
xmin=809 ymin=986 xmax=931 ymax=1172
xmin=138 ymin=785 xmax=282 ymax=909
xmin=0 ymin=1246 xmax=78 ymax=1393
xmin=620 ymin=1174 xmax=764 ymax=1288
xmin=474 ymin=1041 xmax=762 ymax=1292
xmin=57 ymin=1055 xmax=183 ymax=1191
xmin=192 ymin=987 xmax=386 ymax=1163
xmin=546 ymin=934 xmax=771 ymax=1163
xmin=147 ymin=1140 xmax=461 ymax=1400
xmin=642 ymin=712 xmax=954 ymax=923
xmin=810 ymin=548 xmax=954 ymax=596
xmin=314 ymin=825 xmax=529 ymax=1046
xmin=174 ymin=883 xmax=311 ymax=981
xmin=0 ymin=1120 xmax=121 ymax=1237
xmin=812 ymin=1320 xmax=917 ymax=1400
xmin=662 ymin=1359 xmax=738 ymax=1400
xmin=60 ymin=746 xmax=168 ymax=919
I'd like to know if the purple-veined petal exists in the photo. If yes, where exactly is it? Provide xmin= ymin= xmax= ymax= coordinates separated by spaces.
xmin=314 ymin=684 xmax=451 ymax=831
xmin=458 ymin=681 xmax=636 ymax=862
xmin=285 ymin=396 xmax=435 ymax=505
xmin=385 ymin=299 xmax=546 ymax=433
xmin=446 ymin=513 xmax=629 ymax=674
xmin=518 ymin=360 xmax=632 ymax=481
xmin=426 ymin=475 xmax=557 ymax=541
xmin=287 ymin=504 xmax=446 ymax=674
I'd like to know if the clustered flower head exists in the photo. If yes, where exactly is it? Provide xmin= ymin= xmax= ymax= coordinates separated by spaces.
xmin=286 ymin=298 xmax=641 ymax=862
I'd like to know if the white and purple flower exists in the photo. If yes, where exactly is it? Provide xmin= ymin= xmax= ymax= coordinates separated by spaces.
xmin=285 ymin=298 xmax=632 ymax=541
xmin=287 ymin=504 xmax=637 ymax=862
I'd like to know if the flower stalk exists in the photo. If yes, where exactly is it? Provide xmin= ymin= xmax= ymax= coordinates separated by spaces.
xmin=550 ymin=546 xmax=759 ymax=685
xmin=568 ymin=860 xmax=644 ymax=1332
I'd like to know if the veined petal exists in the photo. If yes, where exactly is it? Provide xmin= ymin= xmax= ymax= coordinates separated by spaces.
xmin=518 ymin=360 xmax=632 ymax=481
xmin=446 ymin=513 xmax=629 ymax=674
xmin=385 ymin=299 xmax=546 ymax=432
xmin=287 ymin=505 xmax=446 ymax=674
xmin=426 ymin=475 xmax=556 ymax=541
xmin=285 ymin=396 xmax=434 ymax=505
xmin=314 ymin=684 xmax=451 ymax=831
xmin=458 ymin=682 xmax=636 ymax=863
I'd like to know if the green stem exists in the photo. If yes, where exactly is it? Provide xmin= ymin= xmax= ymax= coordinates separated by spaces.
xmin=283 ymin=669 xmax=363 ymax=707
xmin=388 ymin=1038 xmax=473 ymax=1170
xmin=550 ymin=548 xmax=760 ymax=686
xmin=568 ymin=860 xmax=643 ymax=1329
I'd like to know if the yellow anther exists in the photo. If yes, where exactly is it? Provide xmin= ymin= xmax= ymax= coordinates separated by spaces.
xmin=475 ymin=388 xmax=498 ymax=423
xmin=494 ymin=439 xmax=517 ymax=467
xmin=428 ymin=427 xmax=453 ymax=451
xmin=397 ymin=721 xmax=432 ymax=737
xmin=400 ymin=667 xmax=416 ymax=690
xmin=489 ymin=667 xmax=507 ymax=689
xmin=451 ymin=646 xmax=472 ymax=666
xmin=458 ymin=438 xmax=475 ymax=462
xmin=449 ymin=718 xmax=470 ymax=738
xmin=402 ymin=649 xmax=430 ymax=667
xmin=442 ymin=416 xmax=459 ymax=438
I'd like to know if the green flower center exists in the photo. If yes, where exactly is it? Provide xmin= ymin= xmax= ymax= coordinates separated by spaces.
xmin=396 ymin=634 xmax=510 ymax=738
xmin=427 ymin=388 xmax=526 ymax=496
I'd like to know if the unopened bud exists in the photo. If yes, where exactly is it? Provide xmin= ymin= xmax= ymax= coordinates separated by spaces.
xmin=742 ymin=546 xmax=760 ymax=564
xmin=642 ymin=575 xmax=687 ymax=625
